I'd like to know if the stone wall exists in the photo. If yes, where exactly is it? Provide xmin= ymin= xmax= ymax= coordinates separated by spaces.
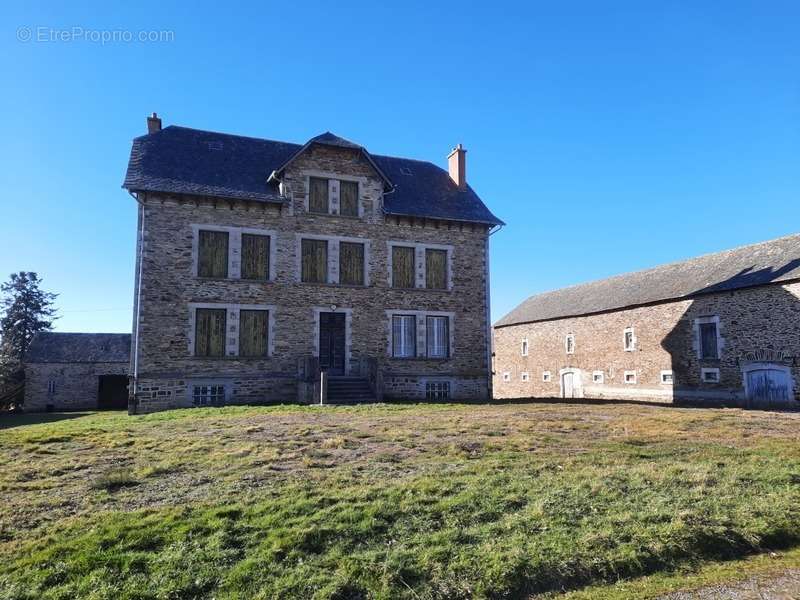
xmin=25 ymin=361 xmax=129 ymax=411
xmin=131 ymin=143 xmax=492 ymax=412
xmin=493 ymin=282 xmax=800 ymax=408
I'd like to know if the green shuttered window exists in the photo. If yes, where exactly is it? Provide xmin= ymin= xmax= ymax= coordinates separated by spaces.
xmin=339 ymin=180 xmax=359 ymax=217
xmin=195 ymin=309 xmax=226 ymax=357
xmin=339 ymin=242 xmax=365 ymax=286
xmin=239 ymin=310 xmax=269 ymax=357
xmin=309 ymin=177 xmax=329 ymax=214
xmin=301 ymin=239 xmax=328 ymax=283
xmin=392 ymin=246 xmax=415 ymax=288
xmin=198 ymin=230 xmax=229 ymax=278
xmin=241 ymin=234 xmax=270 ymax=280
xmin=425 ymin=249 xmax=447 ymax=289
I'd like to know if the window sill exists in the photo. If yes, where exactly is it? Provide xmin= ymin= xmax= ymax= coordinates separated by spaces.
xmin=390 ymin=286 xmax=453 ymax=293
xmin=307 ymin=211 xmax=363 ymax=220
xmin=388 ymin=356 xmax=452 ymax=362
xmin=191 ymin=356 xmax=273 ymax=360
xmin=298 ymin=281 xmax=369 ymax=289
xmin=195 ymin=277 xmax=275 ymax=284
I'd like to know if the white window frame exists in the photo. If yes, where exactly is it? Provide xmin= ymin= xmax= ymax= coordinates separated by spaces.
xmin=660 ymin=370 xmax=674 ymax=385
xmin=303 ymin=171 xmax=366 ymax=218
xmin=592 ymin=371 xmax=604 ymax=384
xmin=542 ymin=371 xmax=552 ymax=382
xmin=701 ymin=367 xmax=720 ymax=383
xmin=521 ymin=338 xmax=529 ymax=356
xmin=694 ymin=315 xmax=723 ymax=360
xmin=623 ymin=327 xmax=636 ymax=352
xmin=296 ymin=233 xmax=371 ymax=286
xmin=387 ymin=241 xmax=454 ymax=291
xmin=502 ymin=372 xmax=511 ymax=382
xmin=191 ymin=224 xmax=277 ymax=281
xmin=521 ymin=371 xmax=530 ymax=382
xmin=565 ymin=334 xmax=575 ymax=355
xmin=623 ymin=370 xmax=637 ymax=384
xmin=188 ymin=303 xmax=276 ymax=358
xmin=385 ymin=310 xmax=455 ymax=359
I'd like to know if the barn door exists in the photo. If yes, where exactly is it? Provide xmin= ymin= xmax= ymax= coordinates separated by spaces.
xmin=747 ymin=368 xmax=791 ymax=408
xmin=319 ymin=312 xmax=346 ymax=375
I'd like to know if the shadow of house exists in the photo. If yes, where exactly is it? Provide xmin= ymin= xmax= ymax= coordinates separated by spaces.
xmin=662 ymin=259 xmax=800 ymax=409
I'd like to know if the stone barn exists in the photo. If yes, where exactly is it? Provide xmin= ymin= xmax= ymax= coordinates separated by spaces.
xmin=493 ymin=233 xmax=800 ymax=409
xmin=24 ymin=332 xmax=131 ymax=412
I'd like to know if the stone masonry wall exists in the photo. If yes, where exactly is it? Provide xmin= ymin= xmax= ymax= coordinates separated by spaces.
xmin=493 ymin=282 xmax=800 ymax=407
xmin=25 ymin=361 xmax=129 ymax=411
xmin=132 ymin=144 xmax=492 ymax=412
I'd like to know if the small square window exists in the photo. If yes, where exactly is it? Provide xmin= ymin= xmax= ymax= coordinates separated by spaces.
xmin=521 ymin=339 xmax=529 ymax=356
xmin=565 ymin=334 xmax=575 ymax=355
xmin=624 ymin=328 xmax=635 ymax=352
xmin=661 ymin=370 xmax=674 ymax=385
xmin=521 ymin=372 xmax=529 ymax=382
xmin=502 ymin=372 xmax=511 ymax=382
xmin=624 ymin=371 xmax=637 ymax=384
xmin=592 ymin=371 xmax=604 ymax=384
xmin=701 ymin=368 xmax=720 ymax=383
xmin=426 ymin=381 xmax=450 ymax=401
xmin=542 ymin=371 xmax=552 ymax=382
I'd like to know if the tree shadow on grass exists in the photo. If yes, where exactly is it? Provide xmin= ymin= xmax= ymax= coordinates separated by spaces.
xmin=0 ymin=411 xmax=94 ymax=430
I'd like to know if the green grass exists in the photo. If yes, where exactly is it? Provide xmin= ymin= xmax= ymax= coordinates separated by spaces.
xmin=1 ymin=403 xmax=799 ymax=598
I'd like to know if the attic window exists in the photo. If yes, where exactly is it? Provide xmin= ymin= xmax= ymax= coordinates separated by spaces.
xmin=207 ymin=141 xmax=224 ymax=151
xmin=400 ymin=167 xmax=413 ymax=176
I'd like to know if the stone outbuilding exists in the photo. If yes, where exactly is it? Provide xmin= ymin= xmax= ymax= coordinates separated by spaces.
xmin=24 ymin=333 xmax=131 ymax=411
xmin=493 ymin=233 xmax=800 ymax=409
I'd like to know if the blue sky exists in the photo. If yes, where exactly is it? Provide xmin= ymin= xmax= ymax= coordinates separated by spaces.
xmin=1 ymin=1 xmax=798 ymax=332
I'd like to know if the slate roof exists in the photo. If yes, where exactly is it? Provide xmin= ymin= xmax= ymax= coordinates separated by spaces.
xmin=495 ymin=233 xmax=800 ymax=328
xmin=26 ymin=332 xmax=131 ymax=364
xmin=123 ymin=126 xmax=503 ymax=226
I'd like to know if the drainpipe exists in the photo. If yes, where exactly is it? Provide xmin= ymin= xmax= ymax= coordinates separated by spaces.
xmin=129 ymin=191 xmax=145 ymax=415
xmin=486 ymin=224 xmax=503 ymax=401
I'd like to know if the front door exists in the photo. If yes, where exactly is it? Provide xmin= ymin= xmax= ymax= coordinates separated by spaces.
xmin=747 ymin=368 xmax=791 ymax=407
xmin=98 ymin=375 xmax=129 ymax=409
xmin=562 ymin=372 xmax=575 ymax=399
xmin=319 ymin=312 xmax=346 ymax=375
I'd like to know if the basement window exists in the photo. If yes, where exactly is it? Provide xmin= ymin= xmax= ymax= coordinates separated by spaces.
xmin=192 ymin=384 xmax=226 ymax=407
xmin=521 ymin=372 xmax=530 ymax=382
xmin=701 ymin=368 xmax=720 ymax=383
xmin=502 ymin=372 xmax=511 ymax=382
xmin=592 ymin=371 xmax=604 ymax=384
xmin=661 ymin=370 xmax=674 ymax=385
xmin=426 ymin=381 xmax=450 ymax=401
xmin=542 ymin=371 xmax=552 ymax=382
xmin=624 ymin=371 xmax=637 ymax=384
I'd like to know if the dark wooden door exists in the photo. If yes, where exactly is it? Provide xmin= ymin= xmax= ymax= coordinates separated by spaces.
xmin=98 ymin=375 xmax=129 ymax=410
xmin=319 ymin=312 xmax=346 ymax=375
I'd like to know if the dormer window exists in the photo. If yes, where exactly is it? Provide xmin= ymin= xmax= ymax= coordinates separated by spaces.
xmin=308 ymin=176 xmax=360 ymax=217
xmin=309 ymin=177 xmax=330 ymax=214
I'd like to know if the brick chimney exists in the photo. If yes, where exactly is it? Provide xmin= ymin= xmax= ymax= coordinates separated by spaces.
xmin=448 ymin=143 xmax=467 ymax=189
xmin=147 ymin=112 xmax=162 ymax=134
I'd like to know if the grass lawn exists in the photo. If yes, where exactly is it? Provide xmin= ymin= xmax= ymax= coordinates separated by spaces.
xmin=1 ymin=402 xmax=800 ymax=599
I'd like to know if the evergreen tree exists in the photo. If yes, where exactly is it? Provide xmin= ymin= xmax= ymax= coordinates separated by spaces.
xmin=0 ymin=272 xmax=58 ymax=380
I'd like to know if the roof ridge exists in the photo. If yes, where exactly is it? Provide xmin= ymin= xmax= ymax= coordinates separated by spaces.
xmin=527 ymin=231 xmax=800 ymax=300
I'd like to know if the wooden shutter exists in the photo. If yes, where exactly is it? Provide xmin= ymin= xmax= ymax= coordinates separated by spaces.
xmin=425 ymin=249 xmax=447 ymax=289
xmin=700 ymin=323 xmax=718 ymax=358
xmin=198 ymin=230 xmax=229 ymax=278
xmin=239 ymin=310 xmax=269 ymax=357
xmin=301 ymin=239 xmax=328 ymax=283
xmin=309 ymin=177 xmax=329 ymax=213
xmin=195 ymin=309 xmax=226 ymax=357
xmin=241 ymin=234 xmax=270 ymax=280
xmin=339 ymin=242 xmax=365 ymax=285
xmin=392 ymin=246 xmax=415 ymax=288
xmin=339 ymin=180 xmax=359 ymax=217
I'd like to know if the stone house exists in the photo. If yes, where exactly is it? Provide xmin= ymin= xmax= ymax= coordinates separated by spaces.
xmin=123 ymin=115 xmax=503 ymax=413
xmin=24 ymin=333 xmax=130 ymax=411
xmin=493 ymin=234 xmax=800 ymax=408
